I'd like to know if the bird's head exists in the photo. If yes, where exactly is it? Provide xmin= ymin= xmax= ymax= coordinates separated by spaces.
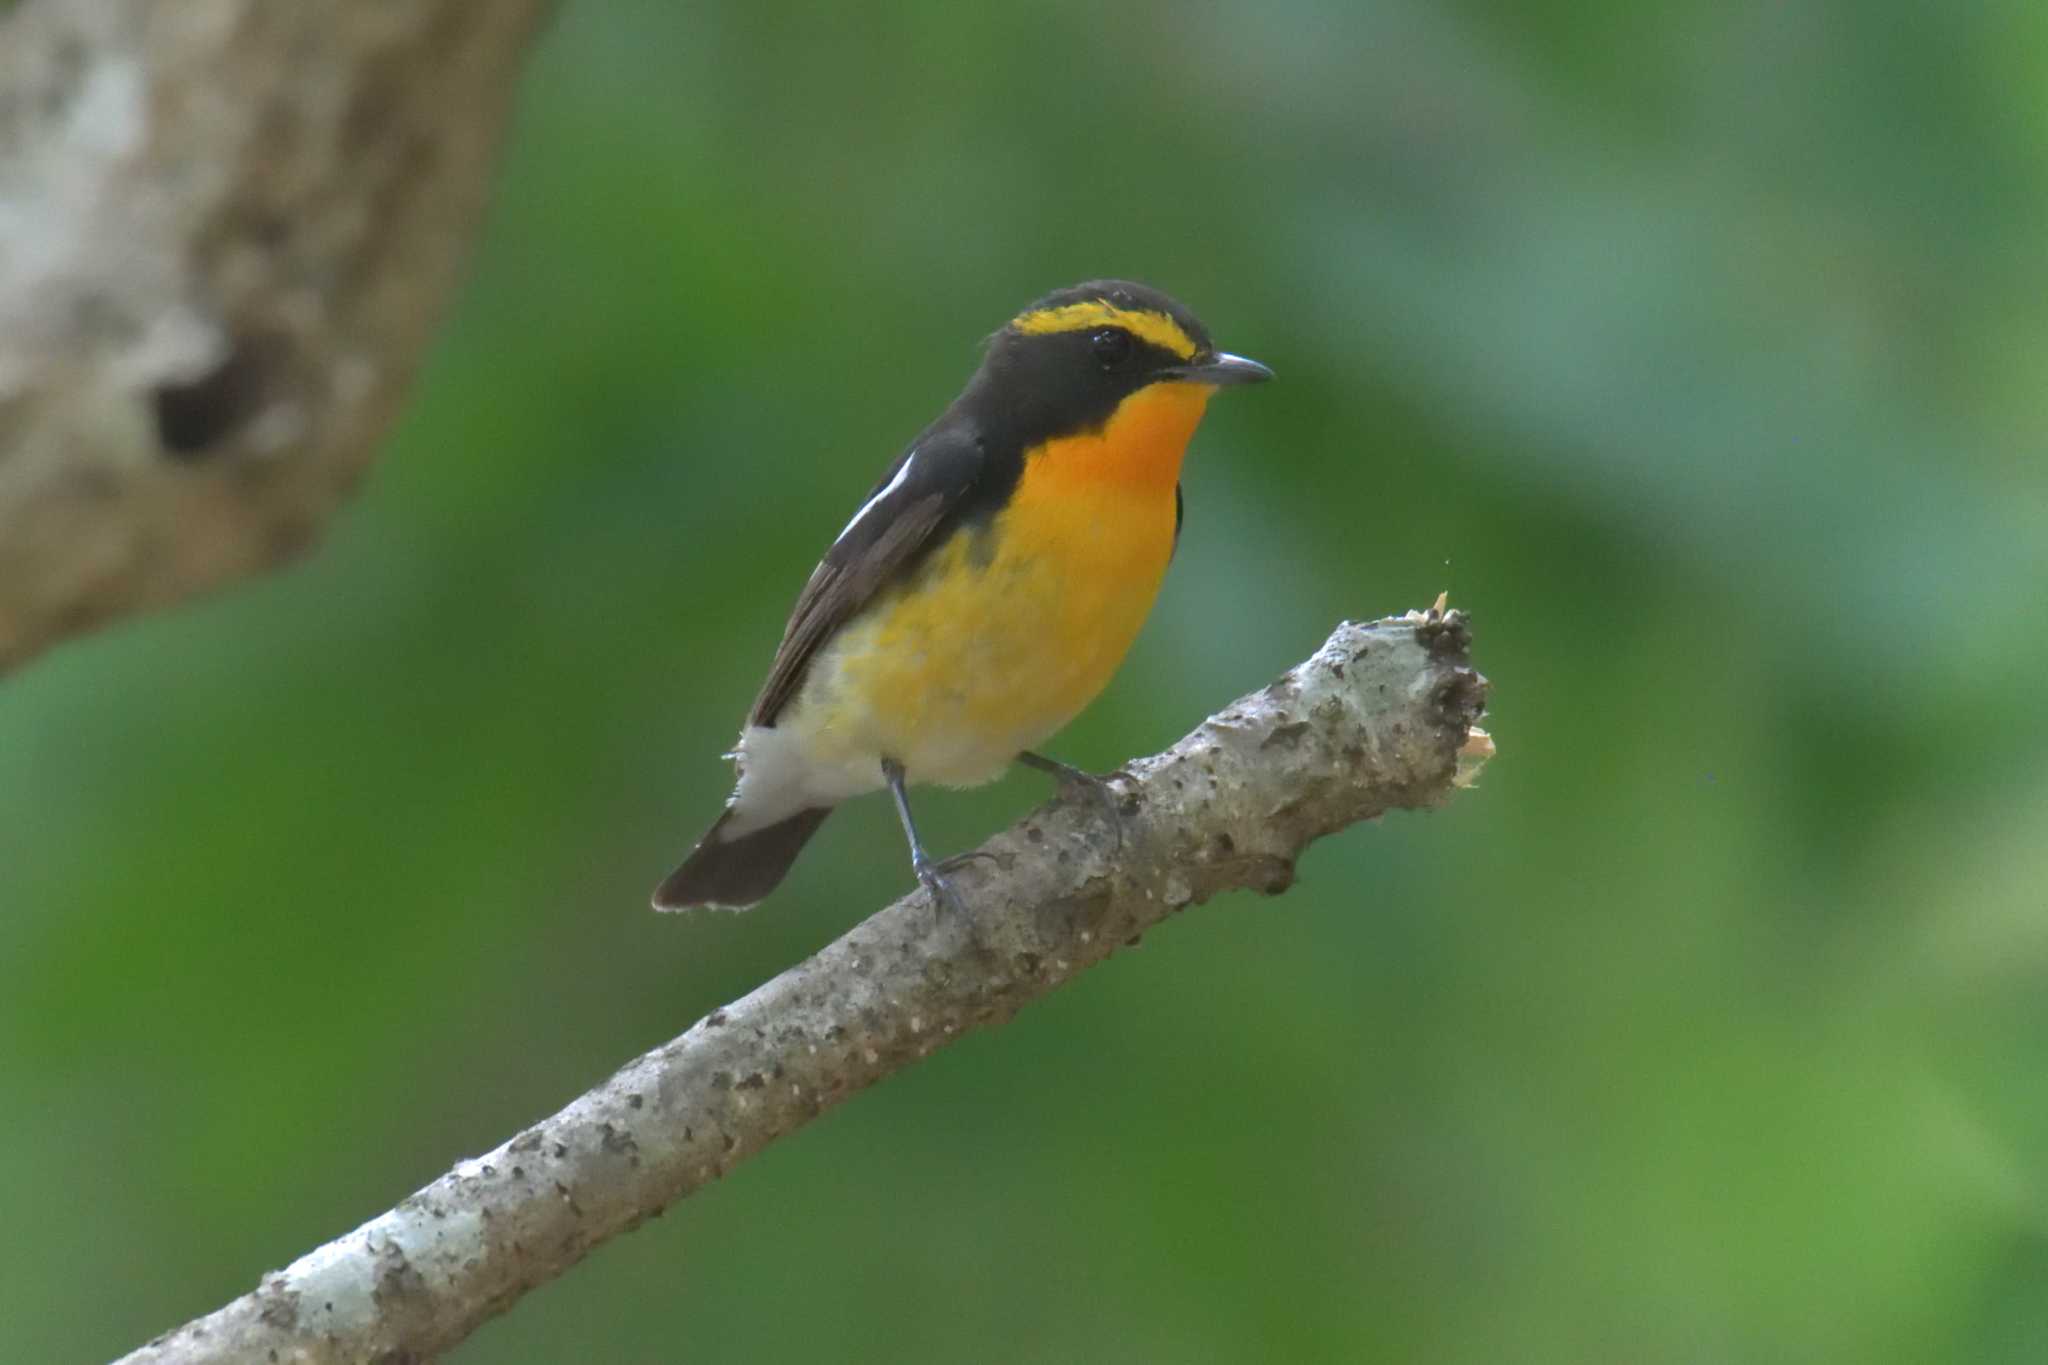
xmin=968 ymin=280 xmax=1270 ymax=441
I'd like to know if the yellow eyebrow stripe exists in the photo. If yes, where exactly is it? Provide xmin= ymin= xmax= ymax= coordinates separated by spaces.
xmin=1010 ymin=302 xmax=1200 ymax=361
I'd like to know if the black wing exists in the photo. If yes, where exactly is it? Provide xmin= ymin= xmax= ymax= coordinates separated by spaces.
xmin=749 ymin=424 xmax=985 ymax=726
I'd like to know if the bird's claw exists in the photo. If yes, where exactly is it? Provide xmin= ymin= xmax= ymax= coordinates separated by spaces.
xmin=912 ymin=854 xmax=970 ymax=915
xmin=1019 ymin=752 xmax=1130 ymax=852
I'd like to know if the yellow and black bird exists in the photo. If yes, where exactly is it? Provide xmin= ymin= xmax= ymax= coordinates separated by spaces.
xmin=654 ymin=280 xmax=1271 ymax=912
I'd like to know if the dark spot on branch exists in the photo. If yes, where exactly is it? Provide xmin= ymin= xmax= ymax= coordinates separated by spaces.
xmin=371 ymin=1242 xmax=427 ymax=1309
xmin=256 ymin=1281 xmax=299 ymax=1331
xmin=152 ymin=334 xmax=274 ymax=458
xmin=1261 ymin=721 xmax=1312 ymax=750
xmin=1419 ymin=610 xmax=1473 ymax=657
xmin=1432 ymin=669 xmax=1490 ymax=727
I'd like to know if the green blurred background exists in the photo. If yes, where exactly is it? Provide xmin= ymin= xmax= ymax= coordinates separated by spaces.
xmin=7 ymin=1 xmax=2048 ymax=1360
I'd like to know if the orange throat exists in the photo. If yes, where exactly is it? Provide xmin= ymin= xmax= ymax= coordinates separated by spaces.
xmin=1018 ymin=380 xmax=1216 ymax=499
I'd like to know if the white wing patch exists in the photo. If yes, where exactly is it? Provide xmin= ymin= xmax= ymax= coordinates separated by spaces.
xmin=834 ymin=451 xmax=914 ymax=544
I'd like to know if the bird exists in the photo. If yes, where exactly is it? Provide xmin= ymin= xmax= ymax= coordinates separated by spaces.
xmin=654 ymin=279 xmax=1271 ymax=913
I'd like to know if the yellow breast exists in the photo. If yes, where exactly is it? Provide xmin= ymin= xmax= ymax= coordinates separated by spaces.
xmin=789 ymin=381 xmax=1215 ymax=786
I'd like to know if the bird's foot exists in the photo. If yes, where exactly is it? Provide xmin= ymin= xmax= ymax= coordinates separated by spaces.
xmin=1018 ymin=751 xmax=1131 ymax=851
xmin=911 ymin=851 xmax=970 ymax=915
xmin=932 ymin=848 xmax=1000 ymax=876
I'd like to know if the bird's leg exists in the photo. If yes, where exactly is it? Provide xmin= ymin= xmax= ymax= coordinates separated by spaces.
xmin=1017 ymin=750 xmax=1130 ymax=851
xmin=883 ymin=758 xmax=968 ymax=913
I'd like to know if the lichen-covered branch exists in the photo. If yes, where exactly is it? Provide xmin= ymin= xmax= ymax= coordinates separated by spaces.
xmin=0 ymin=0 xmax=551 ymax=674
xmin=115 ymin=610 xmax=1490 ymax=1365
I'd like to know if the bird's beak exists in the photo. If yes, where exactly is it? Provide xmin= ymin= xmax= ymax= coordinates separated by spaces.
xmin=1171 ymin=352 xmax=1274 ymax=387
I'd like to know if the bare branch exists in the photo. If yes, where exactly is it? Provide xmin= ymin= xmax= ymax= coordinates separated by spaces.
xmin=0 ymin=0 xmax=551 ymax=674
xmin=115 ymin=611 xmax=1490 ymax=1365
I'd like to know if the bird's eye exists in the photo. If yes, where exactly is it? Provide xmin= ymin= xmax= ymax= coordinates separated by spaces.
xmin=1091 ymin=328 xmax=1134 ymax=369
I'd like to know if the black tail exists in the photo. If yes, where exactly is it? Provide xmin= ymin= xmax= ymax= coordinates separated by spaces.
xmin=652 ymin=806 xmax=832 ymax=911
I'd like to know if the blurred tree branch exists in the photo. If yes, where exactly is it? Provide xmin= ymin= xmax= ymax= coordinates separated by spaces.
xmin=0 ymin=0 xmax=550 ymax=675
xmin=116 ymin=611 xmax=1490 ymax=1365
